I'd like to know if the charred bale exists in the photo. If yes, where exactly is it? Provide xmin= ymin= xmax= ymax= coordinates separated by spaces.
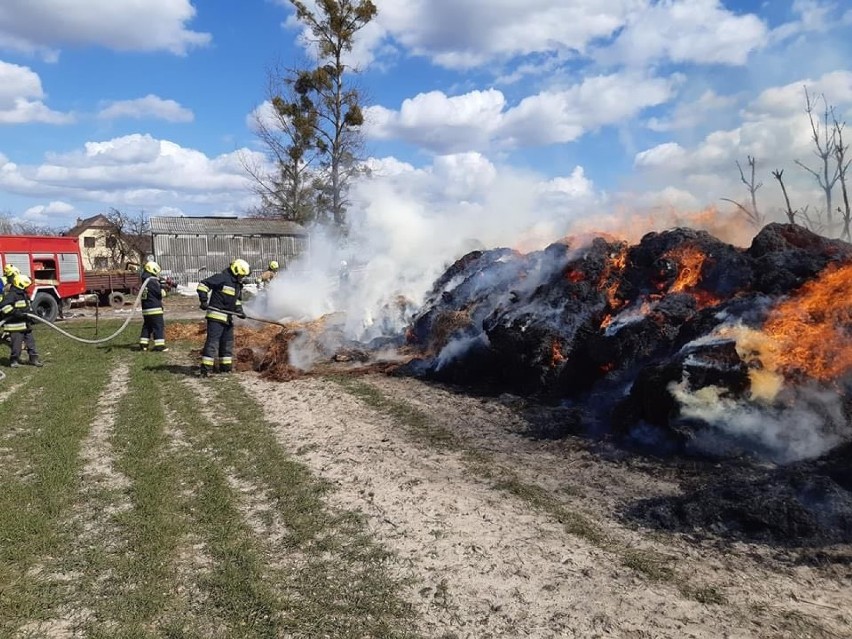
xmin=408 ymin=248 xmax=526 ymax=349
xmin=618 ymin=227 xmax=752 ymax=302
xmin=481 ymin=241 xmax=620 ymax=396
xmin=747 ymin=223 xmax=852 ymax=295
xmin=613 ymin=338 xmax=749 ymax=436
xmin=577 ymin=293 xmax=703 ymax=385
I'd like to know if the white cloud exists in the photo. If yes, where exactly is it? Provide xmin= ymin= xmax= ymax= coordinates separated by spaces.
xmin=97 ymin=94 xmax=194 ymax=122
xmin=633 ymin=70 xmax=852 ymax=219
xmin=280 ymin=0 xmax=638 ymax=71
xmin=0 ymin=0 xmax=210 ymax=59
xmin=366 ymin=72 xmax=675 ymax=152
xmin=634 ymin=142 xmax=687 ymax=168
xmin=23 ymin=200 xmax=75 ymax=220
xmin=0 ymin=60 xmax=74 ymax=124
xmin=366 ymin=89 xmax=505 ymax=152
xmin=770 ymin=0 xmax=838 ymax=43
xmin=539 ymin=166 xmax=595 ymax=198
xmin=646 ymin=90 xmax=738 ymax=132
xmin=280 ymin=1 xmax=767 ymax=73
xmin=377 ymin=0 xmax=635 ymax=69
xmin=0 ymin=134 xmax=261 ymax=222
xmin=599 ymin=0 xmax=768 ymax=67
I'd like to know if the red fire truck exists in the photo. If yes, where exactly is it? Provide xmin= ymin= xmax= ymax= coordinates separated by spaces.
xmin=0 ymin=235 xmax=87 ymax=322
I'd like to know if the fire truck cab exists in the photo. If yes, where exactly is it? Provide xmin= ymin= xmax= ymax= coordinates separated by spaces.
xmin=0 ymin=235 xmax=86 ymax=322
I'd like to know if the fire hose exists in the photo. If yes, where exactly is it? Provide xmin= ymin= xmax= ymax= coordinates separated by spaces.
xmin=0 ymin=277 xmax=154 ymax=349
xmin=0 ymin=279 xmax=155 ymax=382
xmin=22 ymin=277 xmax=156 ymax=344
xmin=0 ymin=289 xmax=281 ymax=382
xmin=207 ymin=306 xmax=290 ymax=328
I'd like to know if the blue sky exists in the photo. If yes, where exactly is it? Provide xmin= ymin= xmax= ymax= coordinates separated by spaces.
xmin=1 ymin=0 xmax=851 ymax=240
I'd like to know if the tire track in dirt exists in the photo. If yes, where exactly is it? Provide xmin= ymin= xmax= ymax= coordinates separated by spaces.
xmin=157 ymin=403 xmax=232 ymax=638
xmin=18 ymin=360 xmax=133 ymax=638
xmin=182 ymin=377 xmax=293 ymax=547
xmin=0 ymin=382 xmax=36 ymax=485
xmin=242 ymin=374 xmax=759 ymax=639
xmin=179 ymin=373 xmax=418 ymax=637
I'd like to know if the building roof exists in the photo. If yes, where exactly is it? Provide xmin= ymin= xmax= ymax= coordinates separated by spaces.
xmin=65 ymin=213 xmax=111 ymax=236
xmin=150 ymin=216 xmax=308 ymax=236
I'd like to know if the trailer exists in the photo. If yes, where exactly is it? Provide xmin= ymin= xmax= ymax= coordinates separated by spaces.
xmin=83 ymin=268 xmax=143 ymax=307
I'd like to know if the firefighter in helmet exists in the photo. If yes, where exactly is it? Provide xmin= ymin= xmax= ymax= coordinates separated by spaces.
xmin=259 ymin=259 xmax=280 ymax=289
xmin=0 ymin=273 xmax=43 ymax=367
xmin=1 ymin=263 xmax=20 ymax=293
xmin=195 ymin=258 xmax=249 ymax=376
xmin=139 ymin=260 xmax=168 ymax=352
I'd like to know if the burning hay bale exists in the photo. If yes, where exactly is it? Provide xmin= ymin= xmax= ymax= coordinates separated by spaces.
xmin=402 ymin=223 xmax=852 ymax=465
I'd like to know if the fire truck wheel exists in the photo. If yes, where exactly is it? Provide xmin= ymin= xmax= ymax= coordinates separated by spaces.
xmin=32 ymin=292 xmax=60 ymax=323
xmin=109 ymin=292 xmax=126 ymax=307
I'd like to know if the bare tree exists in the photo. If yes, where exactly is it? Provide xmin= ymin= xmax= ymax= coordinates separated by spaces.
xmin=0 ymin=212 xmax=60 ymax=236
xmin=722 ymin=155 xmax=765 ymax=228
xmin=795 ymin=88 xmax=840 ymax=225
xmin=0 ymin=212 xmax=15 ymax=235
xmin=103 ymin=208 xmax=151 ymax=267
xmin=771 ymin=169 xmax=798 ymax=224
xmin=832 ymin=113 xmax=851 ymax=241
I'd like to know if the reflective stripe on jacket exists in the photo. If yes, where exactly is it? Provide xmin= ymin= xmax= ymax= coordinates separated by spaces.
xmin=0 ymin=288 xmax=33 ymax=331
xmin=197 ymin=269 xmax=244 ymax=323
xmin=141 ymin=273 xmax=164 ymax=314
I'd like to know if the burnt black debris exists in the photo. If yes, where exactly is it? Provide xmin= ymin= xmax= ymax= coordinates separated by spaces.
xmin=399 ymin=223 xmax=852 ymax=462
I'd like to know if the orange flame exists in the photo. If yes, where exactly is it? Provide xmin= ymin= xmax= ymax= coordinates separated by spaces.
xmin=562 ymin=205 xmax=756 ymax=247
xmin=660 ymin=245 xmax=722 ymax=309
xmin=565 ymin=268 xmax=586 ymax=283
xmin=598 ymin=245 xmax=629 ymax=311
xmin=761 ymin=262 xmax=852 ymax=381
xmin=550 ymin=338 xmax=567 ymax=367
xmin=666 ymin=245 xmax=707 ymax=293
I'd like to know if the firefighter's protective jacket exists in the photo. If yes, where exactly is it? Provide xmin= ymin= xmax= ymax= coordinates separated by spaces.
xmin=141 ymin=273 xmax=164 ymax=316
xmin=0 ymin=286 xmax=34 ymax=332
xmin=196 ymin=269 xmax=244 ymax=323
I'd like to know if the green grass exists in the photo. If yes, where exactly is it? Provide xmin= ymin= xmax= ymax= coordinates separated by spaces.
xmin=0 ymin=321 xmax=120 ymax=634
xmin=0 ymin=320 xmax=420 ymax=638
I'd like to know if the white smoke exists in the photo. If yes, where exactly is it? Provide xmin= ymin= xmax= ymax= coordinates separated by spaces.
xmin=246 ymin=159 xmax=601 ymax=350
xmin=670 ymin=380 xmax=850 ymax=463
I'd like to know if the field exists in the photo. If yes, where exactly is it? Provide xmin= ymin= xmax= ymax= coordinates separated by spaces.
xmin=1 ymin=314 xmax=851 ymax=639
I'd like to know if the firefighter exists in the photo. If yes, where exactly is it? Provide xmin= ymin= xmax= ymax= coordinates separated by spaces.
xmin=0 ymin=273 xmax=42 ymax=367
xmin=195 ymin=258 xmax=249 ymax=376
xmin=1 ymin=263 xmax=20 ymax=291
xmin=259 ymin=260 xmax=279 ymax=289
xmin=139 ymin=260 xmax=168 ymax=352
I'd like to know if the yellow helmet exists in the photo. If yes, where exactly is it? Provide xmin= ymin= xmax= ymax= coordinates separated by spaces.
xmin=229 ymin=258 xmax=250 ymax=277
xmin=269 ymin=260 xmax=279 ymax=271
xmin=3 ymin=264 xmax=20 ymax=277
xmin=13 ymin=273 xmax=32 ymax=289
xmin=144 ymin=261 xmax=161 ymax=276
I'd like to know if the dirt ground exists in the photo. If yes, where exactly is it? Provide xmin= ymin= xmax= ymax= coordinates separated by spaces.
xmin=62 ymin=291 xmax=205 ymax=322
xmin=240 ymin=372 xmax=852 ymax=639
xmin=56 ymin=297 xmax=852 ymax=637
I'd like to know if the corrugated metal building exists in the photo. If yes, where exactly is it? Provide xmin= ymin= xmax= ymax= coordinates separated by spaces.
xmin=150 ymin=216 xmax=308 ymax=283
